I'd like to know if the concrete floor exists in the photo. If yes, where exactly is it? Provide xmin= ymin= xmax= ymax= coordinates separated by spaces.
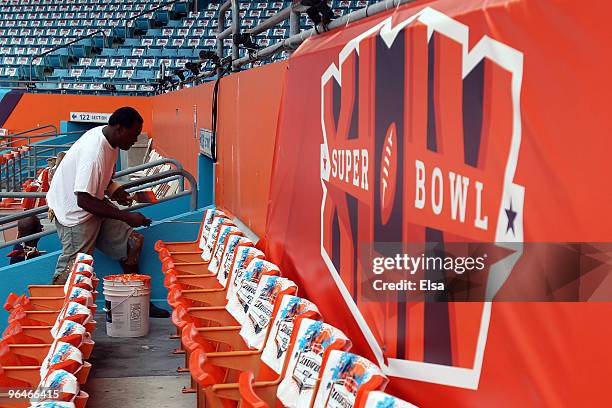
xmin=83 ymin=311 xmax=196 ymax=407
xmin=84 ymin=376 xmax=195 ymax=408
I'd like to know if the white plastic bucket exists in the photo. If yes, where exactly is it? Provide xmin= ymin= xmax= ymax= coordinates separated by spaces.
xmin=103 ymin=275 xmax=151 ymax=338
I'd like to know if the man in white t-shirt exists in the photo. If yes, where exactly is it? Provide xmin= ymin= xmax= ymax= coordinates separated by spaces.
xmin=47 ymin=106 xmax=168 ymax=318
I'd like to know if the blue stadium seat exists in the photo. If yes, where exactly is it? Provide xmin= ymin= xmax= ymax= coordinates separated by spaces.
xmin=123 ymin=38 xmax=141 ymax=47
xmin=172 ymin=2 xmax=190 ymax=18
xmin=100 ymin=48 xmax=118 ymax=57
xmin=46 ymin=48 xmax=71 ymax=68
xmin=161 ymin=48 xmax=178 ymax=58
xmin=37 ymin=81 xmax=58 ymax=90
xmin=92 ymin=34 xmax=112 ymax=49
xmin=113 ymin=25 xmax=134 ymax=39
xmin=155 ymin=10 xmax=170 ymax=25
xmin=134 ymin=18 xmax=151 ymax=34
xmin=84 ymin=68 xmax=102 ymax=78
xmin=117 ymin=48 xmax=133 ymax=57
xmin=177 ymin=48 xmax=198 ymax=59
xmin=48 ymin=68 xmax=69 ymax=80
xmin=147 ymin=28 xmax=162 ymax=37
xmin=146 ymin=48 xmax=163 ymax=58
xmin=71 ymin=43 xmax=92 ymax=58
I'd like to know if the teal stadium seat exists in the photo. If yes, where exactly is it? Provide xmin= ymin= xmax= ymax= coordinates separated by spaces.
xmin=177 ymin=49 xmax=197 ymax=59
xmin=146 ymin=48 xmax=163 ymax=58
xmin=161 ymin=48 xmax=178 ymax=58
xmin=172 ymin=2 xmax=190 ymax=18
xmin=100 ymin=48 xmax=117 ymax=57
xmin=155 ymin=10 xmax=170 ymax=25
xmin=71 ymin=43 xmax=93 ymax=59
xmin=113 ymin=25 xmax=134 ymax=39
xmin=48 ymin=68 xmax=69 ymax=81
xmin=46 ymin=48 xmax=71 ymax=69
xmin=134 ymin=17 xmax=151 ymax=34
xmin=123 ymin=38 xmax=142 ymax=47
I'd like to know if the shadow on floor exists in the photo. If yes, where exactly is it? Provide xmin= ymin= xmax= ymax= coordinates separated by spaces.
xmin=82 ymin=311 xmax=196 ymax=407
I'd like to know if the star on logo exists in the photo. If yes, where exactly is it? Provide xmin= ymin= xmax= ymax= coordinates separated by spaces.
xmin=505 ymin=200 xmax=517 ymax=235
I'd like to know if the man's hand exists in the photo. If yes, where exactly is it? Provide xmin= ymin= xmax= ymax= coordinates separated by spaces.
xmin=122 ymin=212 xmax=152 ymax=228
xmin=77 ymin=192 xmax=151 ymax=227
xmin=110 ymin=186 xmax=133 ymax=206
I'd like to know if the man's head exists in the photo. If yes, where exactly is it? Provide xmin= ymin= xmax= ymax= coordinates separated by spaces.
xmin=107 ymin=107 xmax=144 ymax=150
xmin=17 ymin=216 xmax=43 ymax=247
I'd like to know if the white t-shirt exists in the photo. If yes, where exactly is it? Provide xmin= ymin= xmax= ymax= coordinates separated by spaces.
xmin=47 ymin=126 xmax=118 ymax=227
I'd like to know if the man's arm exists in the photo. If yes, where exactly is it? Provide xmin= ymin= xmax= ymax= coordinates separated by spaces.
xmin=76 ymin=192 xmax=150 ymax=227
xmin=106 ymin=180 xmax=132 ymax=206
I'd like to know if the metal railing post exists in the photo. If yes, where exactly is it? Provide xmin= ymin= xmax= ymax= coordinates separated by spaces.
xmin=10 ymin=155 xmax=16 ymax=192
xmin=289 ymin=9 xmax=301 ymax=55
xmin=4 ymin=159 xmax=9 ymax=192
xmin=32 ymin=147 xmax=37 ymax=180
xmin=230 ymin=0 xmax=418 ymax=70
xmin=17 ymin=152 xmax=23 ymax=189
xmin=217 ymin=1 xmax=230 ymax=77
xmin=27 ymin=147 xmax=32 ymax=179
xmin=231 ymin=0 xmax=240 ymax=69
xmin=289 ymin=9 xmax=300 ymax=36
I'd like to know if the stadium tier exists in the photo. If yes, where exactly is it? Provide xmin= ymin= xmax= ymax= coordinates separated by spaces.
xmin=0 ymin=0 xmax=372 ymax=94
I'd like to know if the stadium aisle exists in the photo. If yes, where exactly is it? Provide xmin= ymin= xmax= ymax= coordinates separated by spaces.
xmin=83 ymin=312 xmax=194 ymax=407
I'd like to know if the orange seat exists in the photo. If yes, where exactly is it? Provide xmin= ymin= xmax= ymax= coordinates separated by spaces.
xmin=177 ymin=273 xmax=292 ymax=373
xmin=236 ymin=318 xmax=350 ymax=408
xmin=183 ymin=280 xmax=305 ymax=404
xmin=155 ymin=208 xmax=225 ymax=263
xmin=161 ymin=212 xmax=235 ymax=275
xmin=200 ymin=297 xmax=324 ymax=408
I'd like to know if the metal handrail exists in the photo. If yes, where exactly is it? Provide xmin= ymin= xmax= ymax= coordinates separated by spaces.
xmin=29 ymin=30 xmax=108 ymax=82
xmin=0 ymin=79 xmax=157 ymax=94
xmin=0 ymin=166 xmax=199 ymax=249
xmin=231 ymin=0 xmax=417 ymax=69
xmin=120 ymin=169 xmax=192 ymax=191
xmin=5 ymin=125 xmax=58 ymax=139
xmin=115 ymin=158 xmax=184 ymax=177
xmin=0 ymin=131 xmax=82 ymax=152
xmin=0 ymin=205 xmax=48 ymax=225
xmin=216 ymin=0 xmax=230 ymax=76
xmin=205 ymin=0 xmax=419 ymax=73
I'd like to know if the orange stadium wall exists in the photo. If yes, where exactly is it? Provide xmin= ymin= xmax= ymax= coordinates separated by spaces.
xmin=2 ymin=93 xmax=153 ymax=139
xmin=2 ymin=61 xmax=286 ymax=238
xmin=150 ymin=61 xmax=287 ymax=236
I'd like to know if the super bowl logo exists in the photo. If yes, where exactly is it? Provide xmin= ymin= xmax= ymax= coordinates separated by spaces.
xmin=274 ymin=297 xmax=310 ymax=358
xmin=319 ymin=7 xmax=525 ymax=388
xmin=324 ymin=354 xmax=371 ymax=408
xmin=249 ymin=276 xmax=283 ymax=334
xmin=292 ymin=321 xmax=334 ymax=393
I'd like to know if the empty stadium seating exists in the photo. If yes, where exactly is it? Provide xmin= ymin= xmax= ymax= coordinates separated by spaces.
xmin=0 ymin=253 xmax=98 ymax=406
xmin=0 ymin=0 xmax=375 ymax=94
xmin=154 ymin=207 xmax=419 ymax=407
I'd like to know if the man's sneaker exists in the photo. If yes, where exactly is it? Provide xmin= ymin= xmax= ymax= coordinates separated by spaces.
xmin=149 ymin=302 xmax=170 ymax=318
